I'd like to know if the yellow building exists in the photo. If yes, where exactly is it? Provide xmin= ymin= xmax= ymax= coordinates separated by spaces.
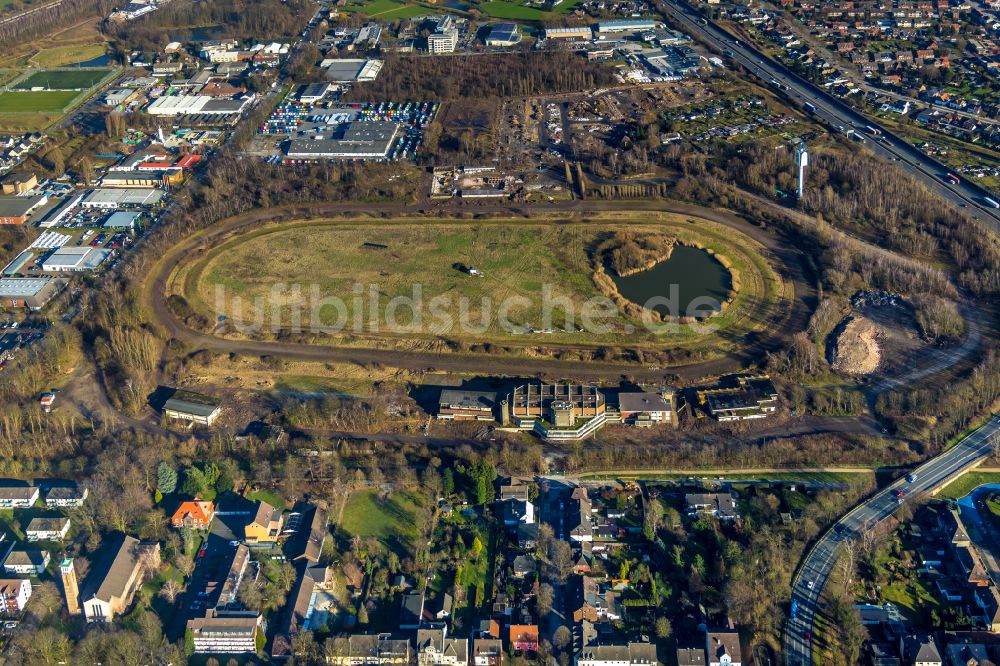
xmin=244 ymin=501 xmax=283 ymax=544
xmin=1 ymin=172 xmax=37 ymax=195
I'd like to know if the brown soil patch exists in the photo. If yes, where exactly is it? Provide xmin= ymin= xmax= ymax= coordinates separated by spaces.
xmin=831 ymin=316 xmax=881 ymax=375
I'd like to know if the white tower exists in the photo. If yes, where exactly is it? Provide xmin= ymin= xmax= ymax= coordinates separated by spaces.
xmin=796 ymin=140 xmax=809 ymax=199
xmin=59 ymin=558 xmax=80 ymax=616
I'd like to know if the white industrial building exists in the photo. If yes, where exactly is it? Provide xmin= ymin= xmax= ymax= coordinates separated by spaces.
xmin=146 ymin=94 xmax=255 ymax=116
xmin=42 ymin=247 xmax=112 ymax=272
xmin=81 ymin=188 xmax=164 ymax=209
xmin=322 ymin=58 xmax=383 ymax=82
xmin=285 ymin=122 xmax=400 ymax=160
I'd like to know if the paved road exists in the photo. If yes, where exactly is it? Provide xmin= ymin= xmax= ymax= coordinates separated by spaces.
xmin=660 ymin=0 xmax=1000 ymax=232
xmin=783 ymin=415 xmax=1000 ymax=665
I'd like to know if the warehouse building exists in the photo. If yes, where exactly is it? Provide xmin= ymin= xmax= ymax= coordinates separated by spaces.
xmin=2 ymin=251 xmax=33 ymax=276
xmin=486 ymin=23 xmax=521 ymax=47
xmin=103 ymin=211 xmax=141 ymax=229
xmin=285 ymin=122 xmax=400 ymax=160
xmin=543 ymin=26 xmax=593 ymax=39
xmin=100 ymin=169 xmax=182 ymax=189
xmin=41 ymin=247 xmax=112 ymax=272
xmin=81 ymin=188 xmax=165 ymax=209
xmin=323 ymin=58 xmax=383 ymax=82
xmin=1 ymin=172 xmax=37 ymax=195
xmin=0 ymin=277 xmax=64 ymax=309
xmin=164 ymin=389 xmax=222 ymax=426
xmin=437 ymin=389 xmax=497 ymax=421
xmin=597 ymin=19 xmax=657 ymax=33
xmin=0 ymin=195 xmax=47 ymax=224
xmin=298 ymin=82 xmax=331 ymax=104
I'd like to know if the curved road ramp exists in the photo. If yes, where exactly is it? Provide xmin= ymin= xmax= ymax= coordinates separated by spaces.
xmin=783 ymin=415 xmax=1000 ymax=665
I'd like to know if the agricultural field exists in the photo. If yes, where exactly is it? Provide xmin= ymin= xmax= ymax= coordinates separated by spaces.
xmin=13 ymin=68 xmax=112 ymax=90
xmin=182 ymin=215 xmax=787 ymax=353
xmin=339 ymin=489 xmax=424 ymax=555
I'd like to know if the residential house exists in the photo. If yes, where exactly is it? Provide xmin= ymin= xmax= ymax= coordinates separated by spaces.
xmin=25 ymin=516 xmax=70 ymax=541
xmin=44 ymin=485 xmax=88 ymax=508
xmin=244 ymin=501 xmax=283 ymax=544
xmin=571 ymin=576 xmax=621 ymax=623
xmin=325 ymin=633 xmax=413 ymax=666
xmin=0 ymin=485 xmax=39 ymax=508
xmin=433 ymin=593 xmax=454 ymax=620
xmin=677 ymin=647 xmax=707 ymax=666
xmin=499 ymin=482 xmax=530 ymax=501
xmin=0 ymin=578 xmax=30 ymax=614
xmin=511 ymin=555 xmax=536 ymax=578
xmin=473 ymin=638 xmax=502 ymax=666
xmin=517 ymin=523 xmax=538 ymax=550
xmin=956 ymin=546 xmax=990 ymax=587
xmin=569 ymin=487 xmax=593 ymax=543
xmin=3 ymin=549 xmax=49 ymax=576
xmin=400 ymin=591 xmax=424 ymax=630
xmin=944 ymin=642 xmax=989 ymax=666
xmin=706 ymin=630 xmax=742 ymax=666
xmin=576 ymin=641 xmax=657 ymax=666
xmin=501 ymin=499 xmax=534 ymax=526
xmin=974 ymin=586 xmax=1000 ymax=632
xmin=171 ymin=501 xmax=216 ymax=530
xmin=685 ymin=493 xmax=739 ymax=520
xmin=81 ymin=535 xmax=160 ymax=623
xmin=290 ymin=503 xmax=329 ymax=563
xmin=416 ymin=627 xmax=468 ymax=666
xmin=186 ymin=609 xmax=263 ymax=654
xmin=901 ymin=635 xmax=942 ymax=666
xmin=944 ymin=509 xmax=971 ymax=547
xmin=218 ymin=544 xmax=251 ymax=608
xmin=508 ymin=625 xmax=538 ymax=652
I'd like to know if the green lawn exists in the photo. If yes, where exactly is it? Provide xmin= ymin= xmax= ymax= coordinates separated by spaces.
xmin=344 ymin=0 xmax=429 ymax=18
xmin=30 ymin=45 xmax=107 ymax=68
xmin=246 ymin=488 xmax=287 ymax=509
xmin=340 ymin=489 xmax=422 ymax=555
xmin=938 ymin=472 xmax=1000 ymax=499
xmin=0 ymin=90 xmax=80 ymax=113
xmin=14 ymin=68 xmax=112 ymax=90
xmin=879 ymin=579 xmax=939 ymax=619
xmin=479 ymin=0 xmax=547 ymax=19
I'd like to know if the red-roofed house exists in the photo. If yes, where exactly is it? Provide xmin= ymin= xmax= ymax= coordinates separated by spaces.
xmin=172 ymin=501 xmax=215 ymax=530
xmin=509 ymin=625 xmax=538 ymax=652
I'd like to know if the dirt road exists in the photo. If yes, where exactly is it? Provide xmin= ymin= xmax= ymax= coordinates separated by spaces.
xmin=146 ymin=200 xmax=816 ymax=382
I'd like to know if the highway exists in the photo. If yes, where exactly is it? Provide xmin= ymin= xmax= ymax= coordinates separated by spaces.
xmin=659 ymin=0 xmax=1000 ymax=232
xmin=783 ymin=415 xmax=1000 ymax=665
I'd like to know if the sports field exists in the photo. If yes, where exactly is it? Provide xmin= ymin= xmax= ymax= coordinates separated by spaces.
xmin=183 ymin=215 xmax=786 ymax=352
xmin=344 ymin=0 xmax=431 ymax=18
xmin=480 ymin=0 xmax=585 ymax=19
xmin=13 ymin=68 xmax=112 ymax=90
xmin=0 ymin=90 xmax=80 ymax=113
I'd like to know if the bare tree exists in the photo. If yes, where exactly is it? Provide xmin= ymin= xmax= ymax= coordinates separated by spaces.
xmin=159 ymin=579 xmax=183 ymax=603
